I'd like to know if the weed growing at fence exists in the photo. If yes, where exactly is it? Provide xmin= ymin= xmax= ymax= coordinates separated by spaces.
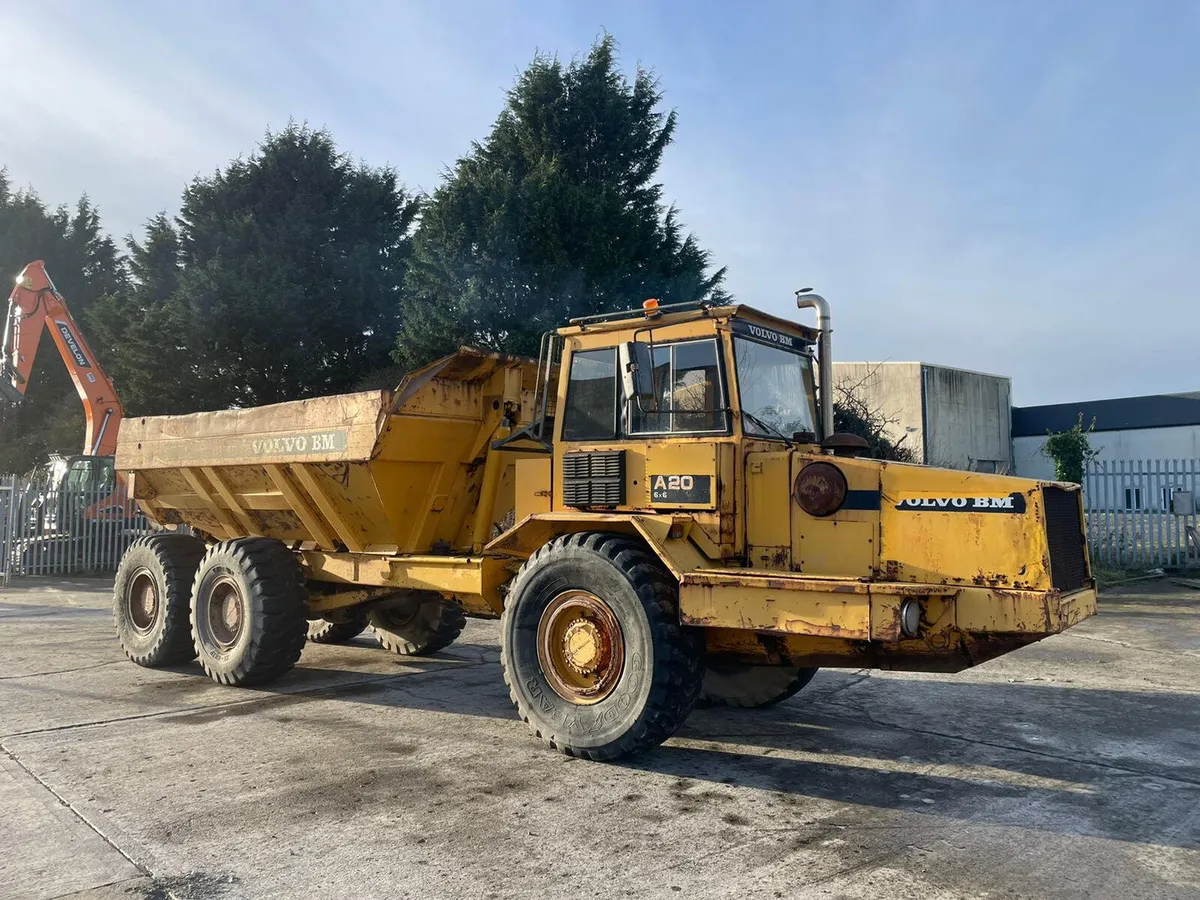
xmin=1043 ymin=414 xmax=1098 ymax=485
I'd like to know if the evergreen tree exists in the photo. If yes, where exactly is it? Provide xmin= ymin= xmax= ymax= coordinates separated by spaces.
xmin=395 ymin=35 xmax=728 ymax=367
xmin=94 ymin=124 xmax=420 ymax=414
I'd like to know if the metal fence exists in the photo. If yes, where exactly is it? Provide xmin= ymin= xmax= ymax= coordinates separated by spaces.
xmin=0 ymin=474 xmax=152 ymax=584
xmin=1082 ymin=458 xmax=1200 ymax=570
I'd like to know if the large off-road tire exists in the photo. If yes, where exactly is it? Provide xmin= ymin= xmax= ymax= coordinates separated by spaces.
xmin=113 ymin=534 xmax=206 ymax=667
xmin=368 ymin=593 xmax=465 ymax=655
xmin=307 ymin=613 xmax=369 ymax=644
xmin=501 ymin=532 xmax=704 ymax=761
xmin=699 ymin=663 xmax=819 ymax=708
xmin=190 ymin=538 xmax=308 ymax=686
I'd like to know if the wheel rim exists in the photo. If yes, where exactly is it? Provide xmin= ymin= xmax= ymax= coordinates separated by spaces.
xmin=126 ymin=568 xmax=159 ymax=634
xmin=536 ymin=590 xmax=625 ymax=705
xmin=206 ymin=576 xmax=245 ymax=649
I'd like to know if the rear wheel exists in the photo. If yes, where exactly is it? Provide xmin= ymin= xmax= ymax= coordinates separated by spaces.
xmin=113 ymin=534 xmax=205 ymax=667
xmin=369 ymin=593 xmax=465 ymax=656
xmin=190 ymin=538 xmax=308 ymax=686
xmin=700 ymin=662 xmax=819 ymax=708
xmin=307 ymin=613 xmax=369 ymax=644
xmin=501 ymin=532 xmax=703 ymax=761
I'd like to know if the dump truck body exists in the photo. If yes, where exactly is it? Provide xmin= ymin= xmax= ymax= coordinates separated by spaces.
xmin=113 ymin=299 xmax=1097 ymax=759
xmin=119 ymin=349 xmax=542 ymax=616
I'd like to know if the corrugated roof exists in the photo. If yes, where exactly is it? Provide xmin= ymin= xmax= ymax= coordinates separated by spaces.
xmin=1012 ymin=392 xmax=1200 ymax=437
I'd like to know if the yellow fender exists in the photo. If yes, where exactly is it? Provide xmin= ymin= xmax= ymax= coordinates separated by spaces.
xmin=485 ymin=511 xmax=703 ymax=576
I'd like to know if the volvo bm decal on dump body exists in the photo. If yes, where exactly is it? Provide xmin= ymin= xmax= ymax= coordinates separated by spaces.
xmin=894 ymin=492 xmax=1027 ymax=513
xmin=250 ymin=430 xmax=348 ymax=456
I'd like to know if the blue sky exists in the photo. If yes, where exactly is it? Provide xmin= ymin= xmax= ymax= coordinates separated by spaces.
xmin=2 ymin=0 xmax=1196 ymax=405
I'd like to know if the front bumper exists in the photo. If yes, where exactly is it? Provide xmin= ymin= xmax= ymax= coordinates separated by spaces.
xmin=678 ymin=568 xmax=1098 ymax=672
xmin=679 ymin=566 xmax=1097 ymax=638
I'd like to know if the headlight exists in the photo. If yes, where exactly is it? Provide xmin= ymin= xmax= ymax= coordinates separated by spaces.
xmin=900 ymin=598 xmax=922 ymax=637
xmin=793 ymin=462 xmax=847 ymax=517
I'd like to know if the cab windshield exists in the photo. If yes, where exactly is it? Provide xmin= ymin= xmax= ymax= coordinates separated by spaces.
xmin=733 ymin=335 xmax=818 ymax=439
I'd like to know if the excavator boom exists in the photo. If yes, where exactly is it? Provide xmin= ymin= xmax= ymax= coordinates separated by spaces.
xmin=1 ymin=261 xmax=124 ymax=457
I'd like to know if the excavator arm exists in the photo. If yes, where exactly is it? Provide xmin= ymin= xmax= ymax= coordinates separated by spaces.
xmin=1 ymin=261 xmax=124 ymax=457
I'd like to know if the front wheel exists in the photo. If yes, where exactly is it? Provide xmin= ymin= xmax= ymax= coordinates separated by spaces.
xmin=501 ymin=532 xmax=703 ymax=761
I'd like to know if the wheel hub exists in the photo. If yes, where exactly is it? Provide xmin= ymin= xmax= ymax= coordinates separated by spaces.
xmin=561 ymin=618 xmax=610 ymax=675
xmin=537 ymin=590 xmax=625 ymax=705
xmin=127 ymin=569 xmax=159 ymax=634
xmin=207 ymin=577 xmax=244 ymax=649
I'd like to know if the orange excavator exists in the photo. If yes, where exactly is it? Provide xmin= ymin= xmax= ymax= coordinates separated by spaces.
xmin=2 ymin=261 xmax=129 ymax=531
xmin=2 ymin=260 xmax=124 ymax=454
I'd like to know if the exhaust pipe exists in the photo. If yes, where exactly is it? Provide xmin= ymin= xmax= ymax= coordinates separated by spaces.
xmin=796 ymin=288 xmax=833 ymax=439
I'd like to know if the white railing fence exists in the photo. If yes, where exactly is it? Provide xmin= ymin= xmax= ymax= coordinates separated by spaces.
xmin=0 ymin=474 xmax=152 ymax=584
xmin=1082 ymin=459 xmax=1200 ymax=570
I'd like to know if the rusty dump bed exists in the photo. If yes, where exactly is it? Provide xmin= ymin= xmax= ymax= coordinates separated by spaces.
xmin=116 ymin=349 xmax=542 ymax=555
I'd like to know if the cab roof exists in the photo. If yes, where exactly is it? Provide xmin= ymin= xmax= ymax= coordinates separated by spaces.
xmin=556 ymin=302 xmax=819 ymax=344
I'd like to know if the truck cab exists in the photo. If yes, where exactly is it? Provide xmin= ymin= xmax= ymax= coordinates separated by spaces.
xmin=541 ymin=302 xmax=820 ymax=562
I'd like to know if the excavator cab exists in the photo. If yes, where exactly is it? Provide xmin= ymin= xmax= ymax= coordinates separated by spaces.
xmin=28 ymin=454 xmax=120 ymax=535
xmin=53 ymin=454 xmax=117 ymax=492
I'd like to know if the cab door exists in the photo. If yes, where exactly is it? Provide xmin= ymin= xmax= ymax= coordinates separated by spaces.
xmin=552 ymin=335 xmax=736 ymax=557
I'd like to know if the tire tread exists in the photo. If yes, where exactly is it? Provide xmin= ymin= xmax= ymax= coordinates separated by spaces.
xmin=308 ymin=614 xmax=369 ymax=644
xmin=370 ymin=596 xmax=465 ymax=656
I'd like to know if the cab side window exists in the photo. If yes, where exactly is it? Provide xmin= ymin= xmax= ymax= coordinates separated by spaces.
xmin=98 ymin=457 xmax=116 ymax=490
xmin=65 ymin=460 xmax=93 ymax=491
xmin=630 ymin=339 xmax=726 ymax=434
xmin=562 ymin=348 xmax=617 ymax=441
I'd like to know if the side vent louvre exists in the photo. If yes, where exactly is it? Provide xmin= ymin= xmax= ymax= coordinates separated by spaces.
xmin=562 ymin=450 xmax=625 ymax=508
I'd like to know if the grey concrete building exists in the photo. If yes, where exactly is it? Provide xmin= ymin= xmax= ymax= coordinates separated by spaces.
xmin=832 ymin=362 xmax=1012 ymax=472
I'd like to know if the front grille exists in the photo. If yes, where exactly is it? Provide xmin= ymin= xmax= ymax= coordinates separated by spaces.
xmin=1043 ymin=487 xmax=1089 ymax=592
xmin=562 ymin=450 xmax=625 ymax=508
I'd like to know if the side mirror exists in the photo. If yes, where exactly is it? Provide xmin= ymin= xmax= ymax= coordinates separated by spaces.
xmin=619 ymin=341 xmax=656 ymax=410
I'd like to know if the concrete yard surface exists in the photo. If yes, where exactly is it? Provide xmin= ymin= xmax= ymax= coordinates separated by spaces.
xmin=1 ymin=576 xmax=1198 ymax=900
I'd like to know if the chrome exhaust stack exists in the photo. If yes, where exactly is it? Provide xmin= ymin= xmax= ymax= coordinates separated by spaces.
xmin=795 ymin=288 xmax=833 ymax=439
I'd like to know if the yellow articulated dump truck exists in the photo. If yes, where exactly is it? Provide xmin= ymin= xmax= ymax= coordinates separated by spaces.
xmin=112 ymin=293 xmax=1097 ymax=760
